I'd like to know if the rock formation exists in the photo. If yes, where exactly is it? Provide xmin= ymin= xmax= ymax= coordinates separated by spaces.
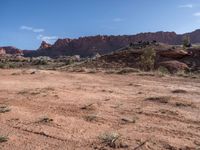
xmin=23 ymin=29 xmax=200 ymax=58
xmin=0 ymin=48 xmax=6 ymax=56
xmin=2 ymin=29 xmax=200 ymax=58
xmin=38 ymin=41 xmax=52 ymax=50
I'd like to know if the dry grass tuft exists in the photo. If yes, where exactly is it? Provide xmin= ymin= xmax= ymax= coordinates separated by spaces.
xmin=99 ymin=132 xmax=120 ymax=148
xmin=84 ymin=114 xmax=97 ymax=122
xmin=145 ymin=96 xmax=170 ymax=104
xmin=38 ymin=117 xmax=53 ymax=123
xmin=172 ymin=89 xmax=187 ymax=94
xmin=0 ymin=136 xmax=8 ymax=143
xmin=0 ymin=106 xmax=11 ymax=113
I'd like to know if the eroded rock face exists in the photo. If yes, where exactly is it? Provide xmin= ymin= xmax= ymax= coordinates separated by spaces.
xmin=158 ymin=49 xmax=189 ymax=59
xmin=25 ymin=30 xmax=200 ymax=57
xmin=39 ymin=41 xmax=52 ymax=50
xmin=3 ymin=29 xmax=200 ymax=59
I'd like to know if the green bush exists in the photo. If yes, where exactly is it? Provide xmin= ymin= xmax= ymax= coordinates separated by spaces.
xmin=182 ymin=36 xmax=191 ymax=48
xmin=140 ymin=48 xmax=156 ymax=71
xmin=32 ymin=60 xmax=48 ymax=65
xmin=0 ymin=63 xmax=5 ymax=69
xmin=157 ymin=66 xmax=170 ymax=75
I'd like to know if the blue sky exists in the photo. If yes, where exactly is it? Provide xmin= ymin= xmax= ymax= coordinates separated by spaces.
xmin=1 ymin=0 xmax=200 ymax=49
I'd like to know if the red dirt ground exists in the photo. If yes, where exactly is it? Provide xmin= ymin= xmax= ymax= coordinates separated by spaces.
xmin=0 ymin=69 xmax=200 ymax=150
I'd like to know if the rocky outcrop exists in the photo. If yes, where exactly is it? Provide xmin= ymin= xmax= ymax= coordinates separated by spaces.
xmin=158 ymin=49 xmax=189 ymax=59
xmin=39 ymin=41 xmax=52 ymax=50
xmin=158 ymin=61 xmax=189 ymax=73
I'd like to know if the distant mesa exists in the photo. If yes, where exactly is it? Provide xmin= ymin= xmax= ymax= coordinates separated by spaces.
xmin=2 ymin=29 xmax=200 ymax=57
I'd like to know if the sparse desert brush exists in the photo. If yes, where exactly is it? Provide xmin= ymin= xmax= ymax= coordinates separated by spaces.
xmin=176 ymin=71 xmax=199 ymax=79
xmin=104 ymin=69 xmax=116 ymax=74
xmin=175 ymin=102 xmax=192 ymax=107
xmin=80 ymin=103 xmax=94 ymax=110
xmin=84 ymin=114 xmax=97 ymax=122
xmin=0 ymin=136 xmax=8 ymax=143
xmin=99 ymin=132 xmax=120 ymax=148
xmin=145 ymin=96 xmax=170 ymax=104
xmin=0 ymin=63 xmax=6 ymax=69
xmin=8 ymin=63 xmax=17 ymax=68
xmin=117 ymin=68 xmax=140 ymax=74
xmin=121 ymin=116 xmax=138 ymax=124
xmin=43 ymin=87 xmax=55 ymax=91
xmin=140 ymin=48 xmax=156 ymax=71
xmin=157 ymin=66 xmax=170 ymax=75
xmin=172 ymin=89 xmax=187 ymax=94
xmin=0 ymin=106 xmax=11 ymax=113
xmin=87 ymin=69 xmax=97 ymax=74
xmin=32 ymin=59 xmax=48 ymax=65
xmin=38 ymin=116 xmax=53 ymax=123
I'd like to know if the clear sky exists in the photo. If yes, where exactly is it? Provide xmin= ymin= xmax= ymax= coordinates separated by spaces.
xmin=1 ymin=0 xmax=200 ymax=49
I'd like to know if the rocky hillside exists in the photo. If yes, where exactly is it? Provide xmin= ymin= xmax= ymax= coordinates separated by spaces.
xmin=0 ymin=46 xmax=23 ymax=56
xmin=23 ymin=29 xmax=200 ymax=58
xmin=74 ymin=42 xmax=200 ymax=73
xmin=2 ymin=29 xmax=200 ymax=58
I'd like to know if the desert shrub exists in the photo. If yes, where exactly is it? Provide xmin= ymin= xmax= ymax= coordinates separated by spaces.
xmin=32 ymin=60 xmax=48 ymax=65
xmin=38 ymin=117 xmax=53 ymax=123
xmin=8 ymin=63 xmax=17 ymax=68
xmin=172 ymin=89 xmax=187 ymax=94
xmin=84 ymin=114 xmax=97 ymax=122
xmin=176 ymin=70 xmax=188 ymax=77
xmin=182 ymin=36 xmax=191 ymax=48
xmin=0 ymin=136 xmax=8 ymax=143
xmin=99 ymin=132 xmax=120 ymax=148
xmin=0 ymin=63 xmax=5 ymax=69
xmin=117 ymin=68 xmax=140 ymax=74
xmin=145 ymin=96 xmax=170 ymax=104
xmin=0 ymin=106 xmax=11 ymax=113
xmin=157 ymin=66 xmax=170 ymax=75
xmin=140 ymin=48 xmax=156 ymax=71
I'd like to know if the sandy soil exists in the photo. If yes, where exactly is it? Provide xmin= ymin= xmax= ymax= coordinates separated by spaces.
xmin=0 ymin=69 xmax=200 ymax=150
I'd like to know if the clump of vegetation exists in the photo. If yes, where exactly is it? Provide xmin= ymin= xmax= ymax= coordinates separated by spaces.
xmin=84 ymin=114 xmax=97 ymax=122
xmin=0 ymin=106 xmax=11 ymax=113
xmin=175 ymin=102 xmax=192 ymax=107
xmin=145 ymin=96 xmax=170 ymax=104
xmin=87 ymin=69 xmax=97 ymax=74
xmin=182 ymin=35 xmax=191 ymax=48
xmin=172 ymin=89 xmax=187 ymax=94
xmin=99 ymin=132 xmax=120 ymax=148
xmin=0 ymin=136 xmax=8 ymax=143
xmin=0 ymin=63 xmax=6 ymax=69
xmin=175 ymin=71 xmax=199 ymax=79
xmin=32 ymin=59 xmax=48 ymax=65
xmin=80 ymin=103 xmax=94 ymax=110
xmin=157 ymin=66 xmax=170 ymax=75
xmin=117 ymin=68 xmax=140 ymax=74
xmin=140 ymin=48 xmax=156 ymax=71
xmin=38 ymin=117 xmax=53 ymax=123
xmin=121 ymin=116 xmax=138 ymax=124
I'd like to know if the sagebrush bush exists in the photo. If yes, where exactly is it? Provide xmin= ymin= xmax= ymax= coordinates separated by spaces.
xmin=140 ymin=48 xmax=156 ymax=71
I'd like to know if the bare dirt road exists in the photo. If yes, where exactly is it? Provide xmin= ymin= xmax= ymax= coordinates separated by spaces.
xmin=0 ymin=69 xmax=200 ymax=150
